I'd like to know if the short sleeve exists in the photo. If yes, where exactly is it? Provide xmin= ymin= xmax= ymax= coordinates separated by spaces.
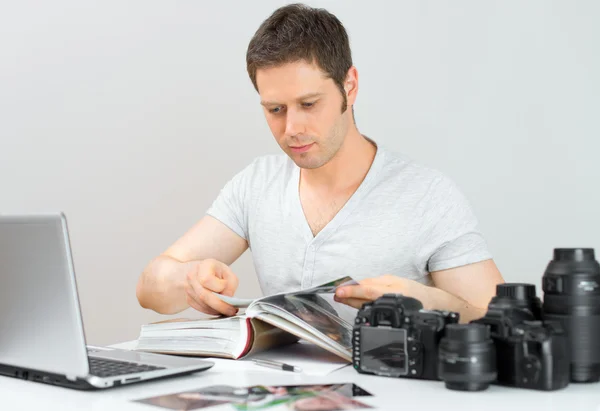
xmin=415 ymin=175 xmax=493 ymax=273
xmin=205 ymin=162 xmax=255 ymax=241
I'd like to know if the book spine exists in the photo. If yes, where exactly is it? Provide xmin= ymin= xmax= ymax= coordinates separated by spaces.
xmin=239 ymin=317 xmax=255 ymax=358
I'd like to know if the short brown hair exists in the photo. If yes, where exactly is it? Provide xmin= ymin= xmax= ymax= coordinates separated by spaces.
xmin=246 ymin=3 xmax=353 ymax=112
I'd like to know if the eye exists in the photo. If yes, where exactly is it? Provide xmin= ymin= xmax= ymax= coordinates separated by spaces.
xmin=269 ymin=106 xmax=284 ymax=114
xmin=302 ymin=102 xmax=315 ymax=108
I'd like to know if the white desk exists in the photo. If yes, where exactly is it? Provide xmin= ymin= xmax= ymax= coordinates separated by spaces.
xmin=3 ymin=341 xmax=600 ymax=411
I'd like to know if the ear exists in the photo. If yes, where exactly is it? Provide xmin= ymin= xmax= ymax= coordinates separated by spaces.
xmin=344 ymin=66 xmax=359 ymax=107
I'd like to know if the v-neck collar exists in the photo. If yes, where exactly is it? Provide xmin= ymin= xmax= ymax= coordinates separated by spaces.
xmin=289 ymin=141 xmax=386 ymax=248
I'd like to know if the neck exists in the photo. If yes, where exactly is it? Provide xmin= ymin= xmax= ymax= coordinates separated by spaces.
xmin=300 ymin=127 xmax=377 ymax=191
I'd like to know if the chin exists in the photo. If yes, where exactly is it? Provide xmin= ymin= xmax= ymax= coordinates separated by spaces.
xmin=290 ymin=154 xmax=328 ymax=170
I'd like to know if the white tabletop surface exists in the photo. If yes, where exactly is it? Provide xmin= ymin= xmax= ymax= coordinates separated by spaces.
xmin=3 ymin=341 xmax=600 ymax=411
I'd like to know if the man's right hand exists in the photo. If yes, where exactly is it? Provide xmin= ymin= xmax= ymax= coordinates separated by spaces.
xmin=137 ymin=216 xmax=248 ymax=315
xmin=184 ymin=259 xmax=240 ymax=316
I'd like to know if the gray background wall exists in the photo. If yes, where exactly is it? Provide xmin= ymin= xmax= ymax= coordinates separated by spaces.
xmin=1 ymin=0 xmax=598 ymax=345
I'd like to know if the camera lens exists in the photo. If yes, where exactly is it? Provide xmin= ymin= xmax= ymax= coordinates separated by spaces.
xmin=497 ymin=283 xmax=536 ymax=299
xmin=493 ymin=283 xmax=543 ymax=319
xmin=542 ymin=248 xmax=600 ymax=382
xmin=438 ymin=323 xmax=497 ymax=391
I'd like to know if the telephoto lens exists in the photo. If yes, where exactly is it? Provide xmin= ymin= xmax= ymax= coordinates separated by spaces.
xmin=542 ymin=248 xmax=600 ymax=382
xmin=438 ymin=323 xmax=497 ymax=391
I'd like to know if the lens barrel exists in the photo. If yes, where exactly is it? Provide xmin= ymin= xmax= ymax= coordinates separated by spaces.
xmin=438 ymin=323 xmax=497 ymax=391
xmin=492 ymin=283 xmax=543 ymax=319
xmin=542 ymin=248 xmax=600 ymax=382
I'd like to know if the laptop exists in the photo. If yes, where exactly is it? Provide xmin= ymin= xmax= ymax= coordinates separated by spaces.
xmin=0 ymin=213 xmax=214 ymax=390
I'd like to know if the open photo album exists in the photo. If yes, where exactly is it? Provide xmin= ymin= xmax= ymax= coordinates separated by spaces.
xmin=134 ymin=277 xmax=359 ymax=361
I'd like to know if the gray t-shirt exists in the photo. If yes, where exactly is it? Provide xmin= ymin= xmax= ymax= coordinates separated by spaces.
xmin=206 ymin=142 xmax=492 ymax=296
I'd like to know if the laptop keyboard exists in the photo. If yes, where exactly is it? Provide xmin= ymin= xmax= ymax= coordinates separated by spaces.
xmin=88 ymin=357 xmax=166 ymax=378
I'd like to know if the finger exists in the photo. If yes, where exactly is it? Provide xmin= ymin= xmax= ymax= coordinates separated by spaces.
xmin=216 ymin=264 xmax=239 ymax=297
xmin=335 ymin=285 xmax=380 ymax=300
xmin=197 ymin=288 xmax=238 ymax=316
xmin=186 ymin=275 xmax=237 ymax=316
xmin=185 ymin=289 xmax=220 ymax=316
xmin=198 ymin=265 xmax=228 ymax=293
xmin=185 ymin=282 xmax=220 ymax=315
xmin=188 ymin=287 xmax=237 ymax=317
xmin=334 ymin=277 xmax=378 ymax=298
xmin=334 ymin=285 xmax=350 ymax=298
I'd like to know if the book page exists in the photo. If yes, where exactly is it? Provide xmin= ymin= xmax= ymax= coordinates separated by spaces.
xmin=246 ymin=276 xmax=359 ymax=359
xmin=245 ymin=318 xmax=298 ymax=356
xmin=213 ymin=277 xmax=359 ymax=310
xmin=135 ymin=315 xmax=251 ymax=359
xmin=254 ymin=295 xmax=354 ymax=350
xmin=293 ymin=276 xmax=359 ymax=295
xmin=256 ymin=276 xmax=358 ymax=307
xmin=211 ymin=293 xmax=256 ymax=308
xmin=252 ymin=312 xmax=351 ymax=361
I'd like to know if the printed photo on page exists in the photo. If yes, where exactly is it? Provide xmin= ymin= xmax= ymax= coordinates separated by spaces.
xmin=133 ymin=383 xmax=372 ymax=411
xmin=254 ymin=276 xmax=360 ymax=351
xmin=275 ymin=293 xmax=354 ymax=350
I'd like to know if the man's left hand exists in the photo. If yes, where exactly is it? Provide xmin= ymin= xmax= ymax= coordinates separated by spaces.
xmin=334 ymin=274 xmax=438 ymax=310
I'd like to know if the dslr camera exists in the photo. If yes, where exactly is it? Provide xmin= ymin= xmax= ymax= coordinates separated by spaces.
xmin=472 ymin=283 xmax=570 ymax=391
xmin=352 ymin=293 xmax=459 ymax=380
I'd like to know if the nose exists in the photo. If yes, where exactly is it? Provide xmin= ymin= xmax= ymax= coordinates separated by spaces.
xmin=284 ymin=108 xmax=306 ymax=138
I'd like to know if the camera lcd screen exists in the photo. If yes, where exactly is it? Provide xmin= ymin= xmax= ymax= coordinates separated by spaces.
xmin=360 ymin=327 xmax=408 ymax=376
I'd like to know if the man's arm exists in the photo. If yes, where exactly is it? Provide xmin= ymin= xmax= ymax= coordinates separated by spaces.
xmin=429 ymin=258 xmax=504 ymax=322
xmin=136 ymin=215 xmax=248 ymax=315
xmin=335 ymin=259 xmax=504 ymax=323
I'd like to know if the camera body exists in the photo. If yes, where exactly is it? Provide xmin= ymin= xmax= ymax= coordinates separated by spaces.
xmin=493 ymin=320 xmax=570 ymax=390
xmin=472 ymin=284 xmax=570 ymax=391
xmin=352 ymin=294 xmax=459 ymax=380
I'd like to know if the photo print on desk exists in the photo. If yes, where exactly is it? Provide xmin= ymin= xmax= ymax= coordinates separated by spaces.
xmin=134 ymin=382 xmax=373 ymax=411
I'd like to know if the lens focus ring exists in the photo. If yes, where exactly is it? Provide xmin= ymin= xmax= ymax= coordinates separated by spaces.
xmin=438 ymin=324 xmax=497 ymax=392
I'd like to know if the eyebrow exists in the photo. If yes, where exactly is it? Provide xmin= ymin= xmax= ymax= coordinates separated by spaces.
xmin=260 ymin=92 xmax=323 ymax=106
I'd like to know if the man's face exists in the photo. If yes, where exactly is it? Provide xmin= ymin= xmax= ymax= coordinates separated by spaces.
xmin=256 ymin=61 xmax=350 ymax=169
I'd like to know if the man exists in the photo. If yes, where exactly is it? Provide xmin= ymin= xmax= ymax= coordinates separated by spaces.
xmin=136 ymin=3 xmax=504 ymax=323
